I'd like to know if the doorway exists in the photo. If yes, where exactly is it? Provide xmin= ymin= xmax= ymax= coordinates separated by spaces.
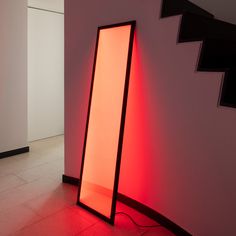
xmin=28 ymin=5 xmax=64 ymax=141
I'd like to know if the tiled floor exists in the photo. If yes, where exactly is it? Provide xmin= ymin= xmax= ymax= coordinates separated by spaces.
xmin=0 ymin=136 xmax=175 ymax=236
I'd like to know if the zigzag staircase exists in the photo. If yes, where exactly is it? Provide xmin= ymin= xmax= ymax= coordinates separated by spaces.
xmin=161 ymin=0 xmax=236 ymax=108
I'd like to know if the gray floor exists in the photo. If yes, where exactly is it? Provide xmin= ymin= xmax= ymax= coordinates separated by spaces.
xmin=0 ymin=135 xmax=174 ymax=235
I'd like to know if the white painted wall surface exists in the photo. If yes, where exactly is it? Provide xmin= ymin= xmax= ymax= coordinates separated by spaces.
xmin=28 ymin=7 xmax=64 ymax=141
xmin=65 ymin=0 xmax=236 ymax=235
xmin=191 ymin=0 xmax=236 ymax=24
xmin=28 ymin=0 xmax=64 ymax=13
xmin=0 ymin=0 xmax=28 ymax=152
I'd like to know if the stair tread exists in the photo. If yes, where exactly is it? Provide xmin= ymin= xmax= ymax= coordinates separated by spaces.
xmin=179 ymin=12 xmax=236 ymax=42
xmin=199 ymin=39 xmax=236 ymax=70
xmin=161 ymin=0 xmax=236 ymax=108
xmin=161 ymin=0 xmax=214 ymax=19
xmin=220 ymin=68 xmax=236 ymax=107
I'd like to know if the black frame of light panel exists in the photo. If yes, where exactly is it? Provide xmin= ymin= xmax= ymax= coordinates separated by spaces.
xmin=77 ymin=20 xmax=136 ymax=225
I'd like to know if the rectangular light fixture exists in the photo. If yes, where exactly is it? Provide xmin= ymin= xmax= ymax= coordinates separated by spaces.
xmin=77 ymin=21 xmax=135 ymax=224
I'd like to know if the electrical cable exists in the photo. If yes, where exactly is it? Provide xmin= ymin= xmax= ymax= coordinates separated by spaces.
xmin=115 ymin=211 xmax=162 ymax=228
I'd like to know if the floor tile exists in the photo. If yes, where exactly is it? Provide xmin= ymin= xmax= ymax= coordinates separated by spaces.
xmin=0 ymin=178 xmax=61 ymax=212
xmin=0 ymin=136 xmax=175 ymax=236
xmin=78 ymin=220 xmax=145 ymax=236
xmin=0 ymin=153 xmax=49 ymax=177
xmin=0 ymin=174 xmax=26 ymax=193
xmin=54 ymin=184 xmax=79 ymax=204
xmin=16 ymin=161 xmax=63 ymax=182
xmin=116 ymin=202 xmax=159 ymax=227
xmin=25 ymin=189 xmax=72 ymax=218
xmin=67 ymin=205 xmax=100 ymax=225
xmin=140 ymin=228 xmax=176 ymax=236
xmin=0 ymin=204 xmax=42 ymax=236
xmin=14 ymin=207 xmax=94 ymax=236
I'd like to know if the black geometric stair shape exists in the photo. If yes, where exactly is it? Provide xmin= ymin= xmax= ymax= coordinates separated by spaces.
xmin=161 ymin=0 xmax=236 ymax=108
xmin=179 ymin=12 xmax=236 ymax=42
xmin=221 ymin=68 xmax=236 ymax=108
xmin=198 ymin=38 xmax=236 ymax=71
xmin=161 ymin=0 xmax=214 ymax=18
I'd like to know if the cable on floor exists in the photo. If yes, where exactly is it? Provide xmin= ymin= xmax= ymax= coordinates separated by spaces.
xmin=115 ymin=211 xmax=162 ymax=228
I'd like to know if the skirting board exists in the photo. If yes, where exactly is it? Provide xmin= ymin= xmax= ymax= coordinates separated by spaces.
xmin=62 ymin=174 xmax=192 ymax=236
xmin=0 ymin=146 xmax=29 ymax=159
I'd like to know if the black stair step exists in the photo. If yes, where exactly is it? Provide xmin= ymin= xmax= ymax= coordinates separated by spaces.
xmin=161 ymin=0 xmax=214 ymax=19
xmin=161 ymin=0 xmax=236 ymax=108
xmin=220 ymin=68 xmax=236 ymax=107
xmin=179 ymin=12 xmax=236 ymax=42
xmin=198 ymin=38 xmax=236 ymax=71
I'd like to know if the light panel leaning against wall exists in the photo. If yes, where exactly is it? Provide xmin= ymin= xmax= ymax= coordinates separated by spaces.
xmin=64 ymin=0 xmax=236 ymax=235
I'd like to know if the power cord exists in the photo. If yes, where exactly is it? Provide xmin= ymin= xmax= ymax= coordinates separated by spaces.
xmin=115 ymin=211 xmax=162 ymax=228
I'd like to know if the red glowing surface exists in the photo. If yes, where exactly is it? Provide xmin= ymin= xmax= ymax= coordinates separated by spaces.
xmin=78 ymin=22 xmax=135 ymax=222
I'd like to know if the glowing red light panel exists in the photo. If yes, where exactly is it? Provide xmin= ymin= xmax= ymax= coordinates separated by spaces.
xmin=77 ymin=21 xmax=135 ymax=224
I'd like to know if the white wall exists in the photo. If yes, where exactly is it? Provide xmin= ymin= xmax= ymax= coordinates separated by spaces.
xmin=28 ymin=0 xmax=64 ymax=13
xmin=191 ymin=0 xmax=236 ymax=24
xmin=27 ymin=7 xmax=64 ymax=141
xmin=64 ymin=0 xmax=236 ymax=235
xmin=0 ymin=0 xmax=28 ymax=152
